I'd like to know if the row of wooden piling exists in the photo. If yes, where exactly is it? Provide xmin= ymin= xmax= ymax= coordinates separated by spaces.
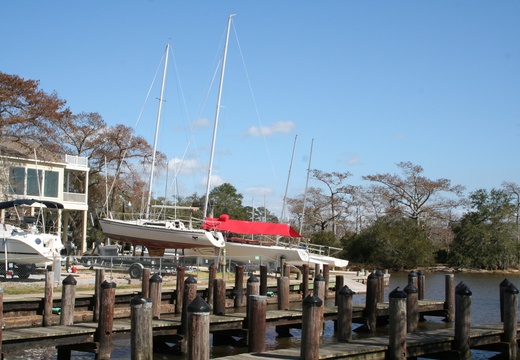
xmin=1 ymin=267 xmax=519 ymax=360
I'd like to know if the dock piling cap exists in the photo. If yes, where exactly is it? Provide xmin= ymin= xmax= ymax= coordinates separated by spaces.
xmin=455 ymin=282 xmax=472 ymax=296
xmin=62 ymin=274 xmax=77 ymax=286
xmin=303 ymin=294 xmax=323 ymax=307
xmin=150 ymin=273 xmax=163 ymax=283
xmin=185 ymin=275 xmax=197 ymax=284
xmin=187 ymin=295 xmax=211 ymax=313
xmin=339 ymin=285 xmax=355 ymax=296
xmin=101 ymin=280 xmax=117 ymax=289
xmin=130 ymin=295 xmax=152 ymax=305
xmin=505 ymin=283 xmax=519 ymax=294
xmin=389 ymin=286 xmax=407 ymax=299
xmin=248 ymin=274 xmax=259 ymax=283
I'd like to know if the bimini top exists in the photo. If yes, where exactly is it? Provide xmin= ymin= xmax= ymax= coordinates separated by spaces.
xmin=203 ymin=214 xmax=301 ymax=238
xmin=0 ymin=199 xmax=64 ymax=210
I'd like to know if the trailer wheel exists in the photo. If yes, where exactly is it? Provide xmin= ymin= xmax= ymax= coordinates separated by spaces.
xmin=129 ymin=263 xmax=144 ymax=279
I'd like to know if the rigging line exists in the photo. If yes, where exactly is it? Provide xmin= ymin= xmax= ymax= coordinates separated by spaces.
xmin=103 ymin=48 xmax=165 ymax=210
xmin=232 ymin=22 xmax=277 ymax=181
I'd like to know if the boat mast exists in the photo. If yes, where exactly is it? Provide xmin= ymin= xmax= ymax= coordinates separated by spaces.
xmin=203 ymin=14 xmax=235 ymax=218
xmin=299 ymin=138 xmax=314 ymax=234
xmin=280 ymin=134 xmax=298 ymax=223
xmin=146 ymin=43 xmax=170 ymax=219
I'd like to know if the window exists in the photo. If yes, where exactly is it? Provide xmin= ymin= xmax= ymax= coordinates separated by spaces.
xmin=44 ymin=170 xmax=59 ymax=198
xmin=26 ymin=168 xmax=43 ymax=196
xmin=8 ymin=167 xmax=25 ymax=195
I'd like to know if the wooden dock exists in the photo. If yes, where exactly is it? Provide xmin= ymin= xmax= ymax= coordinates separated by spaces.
xmin=1 ymin=301 xmax=445 ymax=355
xmin=218 ymin=323 xmax=515 ymax=359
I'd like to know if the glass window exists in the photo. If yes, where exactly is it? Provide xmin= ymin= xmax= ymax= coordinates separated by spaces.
xmin=27 ymin=168 xmax=43 ymax=196
xmin=8 ymin=167 xmax=25 ymax=195
xmin=44 ymin=170 xmax=59 ymax=198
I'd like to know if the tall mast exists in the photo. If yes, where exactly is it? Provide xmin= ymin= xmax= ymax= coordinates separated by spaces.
xmin=280 ymin=134 xmax=298 ymax=223
xmin=299 ymin=138 xmax=314 ymax=234
xmin=146 ymin=43 xmax=169 ymax=219
xmin=203 ymin=14 xmax=235 ymax=218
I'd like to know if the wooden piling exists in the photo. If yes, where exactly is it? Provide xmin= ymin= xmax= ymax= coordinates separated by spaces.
xmin=207 ymin=265 xmax=216 ymax=307
xmin=335 ymin=274 xmax=344 ymax=306
xmin=149 ymin=273 xmax=163 ymax=319
xmin=322 ymin=264 xmax=329 ymax=299
xmin=130 ymin=296 xmax=153 ymax=360
xmin=141 ymin=268 xmax=151 ymax=298
xmin=259 ymin=265 xmax=268 ymax=295
xmin=60 ymin=274 xmax=77 ymax=326
xmin=277 ymin=276 xmax=290 ymax=310
xmin=301 ymin=294 xmax=323 ymax=360
xmin=96 ymin=280 xmax=116 ymax=360
xmin=404 ymin=283 xmax=418 ymax=333
xmin=417 ymin=270 xmax=425 ymax=300
xmin=187 ymin=296 xmax=211 ymax=360
xmin=376 ymin=269 xmax=385 ymax=303
xmin=43 ymin=269 xmax=54 ymax=327
xmin=337 ymin=285 xmax=354 ymax=342
xmin=301 ymin=263 xmax=310 ymax=299
xmin=283 ymin=263 xmax=291 ymax=278
xmin=388 ymin=287 xmax=407 ymax=360
xmin=453 ymin=282 xmax=472 ymax=360
xmin=444 ymin=274 xmax=455 ymax=322
xmin=500 ymin=278 xmax=511 ymax=322
xmin=503 ymin=283 xmax=518 ymax=360
xmin=248 ymin=295 xmax=267 ymax=353
xmin=407 ymin=270 xmax=417 ymax=288
xmin=94 ymin=269 xmax=105 ymax=322
xmin=181 ymin=275 xmax=198 ymax=336
xmin=175 ymin=266 xmax=186 ymax=314
xmin=234 ymin=265 xmax=244 ymax=308
xmin=364 ymin=272 xmax=379 ymax=331
xmin=213 ymin=278 xmax=226 ymax=315
xmin=245 ymin=274 xmax=260 ymax=328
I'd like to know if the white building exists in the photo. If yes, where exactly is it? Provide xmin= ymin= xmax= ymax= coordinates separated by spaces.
xmin=0 ymin=141 xmax=90 ymax=253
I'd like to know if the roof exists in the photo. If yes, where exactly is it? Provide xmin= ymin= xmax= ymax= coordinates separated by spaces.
xmin=203 ymin=214 xmax=301 ymax=238
xmin=0 ymin=199 xmax=64 ymax=210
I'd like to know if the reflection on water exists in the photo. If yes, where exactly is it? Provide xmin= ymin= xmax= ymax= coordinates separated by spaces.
xmin=9 ymin=271 xmax=520 ymax=359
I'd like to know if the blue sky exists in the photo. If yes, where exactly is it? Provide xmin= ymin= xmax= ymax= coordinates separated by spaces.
xmin=2 ymin=1 xmax=519 ymax=217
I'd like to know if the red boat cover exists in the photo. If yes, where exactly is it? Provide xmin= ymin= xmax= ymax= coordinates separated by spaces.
xmin=203 ymin=214 xmax=301 ymax=238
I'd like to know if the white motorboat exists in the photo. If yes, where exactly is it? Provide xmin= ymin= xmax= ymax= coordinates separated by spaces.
xmin=0 ymin=199 xmax=64 ymax=268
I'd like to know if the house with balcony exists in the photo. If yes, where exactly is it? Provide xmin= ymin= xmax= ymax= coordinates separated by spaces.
xmin=0 ymin=140 xmax=90 ymax=254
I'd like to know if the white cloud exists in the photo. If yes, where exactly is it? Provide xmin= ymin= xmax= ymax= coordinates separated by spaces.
xmin=337 ymin=152 xmax=361 ymax=165
xmin=199 ymin=174 xmax=225 ymax=189
xmin=191 ymin=117 xmax=211 ymax=129
xmin=247 ymin=121 xmax=295 ymax=137
xmin=168 ymin=157 xmax=201 ymax=176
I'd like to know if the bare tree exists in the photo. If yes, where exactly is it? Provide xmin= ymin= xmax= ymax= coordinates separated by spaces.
xmin=362 ymin=161 xmax=465 ymax=225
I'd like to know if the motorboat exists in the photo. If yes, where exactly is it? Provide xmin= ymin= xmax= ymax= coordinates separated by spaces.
xmin=0 ymin=199 xmax=64 ymax=270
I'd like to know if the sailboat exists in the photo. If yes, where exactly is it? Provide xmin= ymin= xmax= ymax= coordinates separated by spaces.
xmin=99 ymin=37 xmax=230 ymax=256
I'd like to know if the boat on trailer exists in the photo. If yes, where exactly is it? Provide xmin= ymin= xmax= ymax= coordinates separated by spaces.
xmin=187 ymin=214 xmax=349 ymax=269
xmin=0 ymin=199 xmax=64 ymax=277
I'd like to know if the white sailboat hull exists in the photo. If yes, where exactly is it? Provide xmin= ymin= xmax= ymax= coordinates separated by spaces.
xmin=99 ymin=218 xmax=225 ymax=250
xmin=185 ymin=240 xmax=348 ymax=268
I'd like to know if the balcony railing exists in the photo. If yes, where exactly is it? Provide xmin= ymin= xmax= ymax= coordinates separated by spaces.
xmin=63 ymin=155 xmax=88 ymax=167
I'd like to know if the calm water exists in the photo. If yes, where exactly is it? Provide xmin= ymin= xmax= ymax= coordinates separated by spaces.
xmin=9 ymin=271 xmax=520 ymax=359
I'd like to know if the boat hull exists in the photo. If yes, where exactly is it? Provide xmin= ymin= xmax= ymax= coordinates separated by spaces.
xmin=99 ymin=218 xmax=225 ymax=250
xmin=0 ymin=230 xmax=63 ymax=266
